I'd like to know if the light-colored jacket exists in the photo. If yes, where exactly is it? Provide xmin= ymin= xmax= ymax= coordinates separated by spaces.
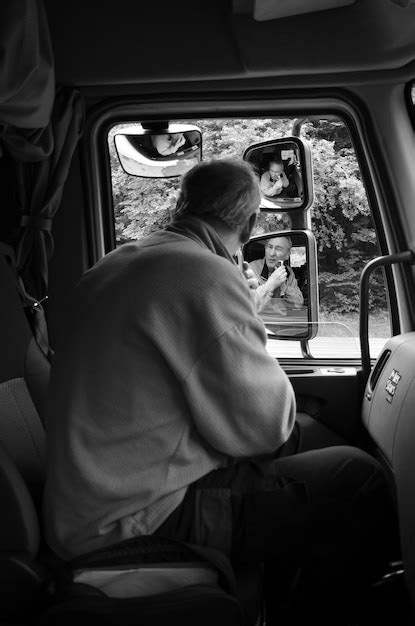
xmin=43 ymin=218 xmax=296 ymax=559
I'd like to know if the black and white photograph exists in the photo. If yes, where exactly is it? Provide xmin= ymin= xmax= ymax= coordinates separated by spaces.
xmin=0 ymin=1 xmax=414 ymax=625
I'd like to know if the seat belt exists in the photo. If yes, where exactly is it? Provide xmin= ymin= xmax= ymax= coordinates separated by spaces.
xmin=0 ymin=241 xmax=53 ymax=361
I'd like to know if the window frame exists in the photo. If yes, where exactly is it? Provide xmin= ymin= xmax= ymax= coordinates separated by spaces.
xmin=83 ymin=90 xmax=402 ymax=365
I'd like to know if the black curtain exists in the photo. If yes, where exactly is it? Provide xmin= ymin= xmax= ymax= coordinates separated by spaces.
xmin=0 ymin=1 xmax=85 ymax=357
xmin=0 ymin=1 xmax=55 ymax=153
xmin=15 ymin=88 xmax=85 ymax=301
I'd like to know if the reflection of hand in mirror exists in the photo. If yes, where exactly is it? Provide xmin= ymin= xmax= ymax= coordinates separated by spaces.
xmin=151 ymin=133 xmax=186 ymax=156
xmin=266 ymin=263 xmax=287 ymax=290
xmin=242 ymin=261 xmax=259 ymax=291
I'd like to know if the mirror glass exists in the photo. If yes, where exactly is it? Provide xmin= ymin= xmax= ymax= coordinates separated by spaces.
xmin=114 ymin=125 xmax=202 ymax=178
xmin=243 ymin=231 xmax=314 ymax=339
xmin=244 ymin=139 xmax=305 ymax=210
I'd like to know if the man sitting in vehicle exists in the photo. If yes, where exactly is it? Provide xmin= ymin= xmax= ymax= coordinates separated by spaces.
xmin=260 ymin=159 xmax=289 ymax=197
xmin=260 ymin=158 xmax=300 ymax=201
xmin=249 ymin=236 xmax=304 ymax=315
xmin=151 ymin=132 xmax=186 ymax=156
xmin=43 ymin=158 xmax=395 ymax=625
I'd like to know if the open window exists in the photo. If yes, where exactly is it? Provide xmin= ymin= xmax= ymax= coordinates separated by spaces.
xmin=107 ymin=115 xmax=392 ymax=360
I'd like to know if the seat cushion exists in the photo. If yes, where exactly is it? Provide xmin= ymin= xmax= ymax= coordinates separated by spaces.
xmin=72 ymin=563 xmax=218 ymax=598
xmin=0 ymin=442 xmax=39 ymax=558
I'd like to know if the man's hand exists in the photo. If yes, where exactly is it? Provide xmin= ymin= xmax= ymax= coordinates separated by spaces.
xmin=272 ymin=179 xmax=283 ymax=195
xmin=242 ymin=261 xmax=259 ymax=290
xmin=266 ymin=265 xmax=287 ymax=291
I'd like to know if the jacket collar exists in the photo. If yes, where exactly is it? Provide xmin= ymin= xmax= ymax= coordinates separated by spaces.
xmin=166 ymin=215 xmax=235 ymax=264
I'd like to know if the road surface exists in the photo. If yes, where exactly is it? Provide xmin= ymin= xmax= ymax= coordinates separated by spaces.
xmin=266 ymin=337 xmax=387 ymax=360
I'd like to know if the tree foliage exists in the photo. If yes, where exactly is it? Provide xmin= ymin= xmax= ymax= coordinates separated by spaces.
xmin=303 ymin=121 xmax=385 ymax=313
xmin=108 ymin=118 xmax=386 ymax=314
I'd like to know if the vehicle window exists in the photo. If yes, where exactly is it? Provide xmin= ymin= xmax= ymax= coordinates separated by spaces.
xmin=108 ymin=117 xmax=391 ymax=360
xmin=303 ymin=118 xmax=390 ymax=360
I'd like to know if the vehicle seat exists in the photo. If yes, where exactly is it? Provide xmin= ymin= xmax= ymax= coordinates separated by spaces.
xmin=286 ymin=164 xmax=303 ymax=198
xmin=245 ymin=241 xmax=265 ymax=264
xmin=0 ymin=426 xmax=259 ymax=625
xmin=0 ymin=441 xmax=51 ymax=622
xmin=36 ymin=537 xmax=249 ymax=626
xmin=0 ymin=244 xmax=49 ymax=509
xmin=0 ymin=244 xmax=51 ymax=621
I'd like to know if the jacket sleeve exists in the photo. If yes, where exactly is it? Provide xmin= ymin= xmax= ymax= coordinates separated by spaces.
xmin=282 ymin=269 xmax=304 ymax=308
xmin=248 ymin=260 xmax=272 ymax=314
xmin=182 ymin=286 xmax=296 ymax=457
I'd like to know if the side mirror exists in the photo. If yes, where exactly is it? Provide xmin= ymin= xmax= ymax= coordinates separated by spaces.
xmin=243 ymin=230 xmax=319 ymax=340
xmin=243 ymin=137 xmax=313 ymax=211
xmin=114 ymin=123 xmax=202 ymax=178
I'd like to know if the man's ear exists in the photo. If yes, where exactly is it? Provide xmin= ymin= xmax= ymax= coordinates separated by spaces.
xmin=240 ymin=212 xmax=258 ymax=244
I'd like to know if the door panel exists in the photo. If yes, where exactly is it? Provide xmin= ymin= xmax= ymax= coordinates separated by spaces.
xmin=287 ymin=367 xmax=363 ymax=444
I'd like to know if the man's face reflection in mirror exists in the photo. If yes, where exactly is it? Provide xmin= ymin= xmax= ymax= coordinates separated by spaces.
xmin=268 ymin=162 xmax=286 ymax=184
xmin=264 ymin=237 xmax=291 ymax=271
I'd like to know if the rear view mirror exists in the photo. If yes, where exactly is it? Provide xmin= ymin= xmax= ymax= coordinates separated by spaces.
xmin=243 ymin=137 xmax=313 ymax=211
xmin=114 ymin=123 xmax=202 ymax=178
xmin=243 ymin=230 xmax=319 ymax=340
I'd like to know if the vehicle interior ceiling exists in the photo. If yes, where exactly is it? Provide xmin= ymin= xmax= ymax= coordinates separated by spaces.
xmin=2 ymin=0 xmax=415 ymax=623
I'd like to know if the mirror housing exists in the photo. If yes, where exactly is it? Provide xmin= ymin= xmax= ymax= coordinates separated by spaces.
xmin=114 ymin=123 xmax=202 ymax=178
xmin=243 ymin=137 xmax=313 ymax=211
xmin=242 ymin=230 xmax=319 ymax=341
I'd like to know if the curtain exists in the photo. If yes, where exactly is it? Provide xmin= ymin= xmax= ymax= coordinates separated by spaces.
xmin=0 ymin=1 xmax=85 ymax=357
xmin=0 ymin=1 xmax=55 ymax=151
xmin=15 ymin=87 xmax=85 ymax=301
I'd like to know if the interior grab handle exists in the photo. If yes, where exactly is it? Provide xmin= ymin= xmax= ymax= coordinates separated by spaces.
xmin=359 ymin=250 xmax=415 ymax=387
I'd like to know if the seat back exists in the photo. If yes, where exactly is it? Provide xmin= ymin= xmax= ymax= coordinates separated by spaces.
xmin=0 ymin=246 xmax=49 ymax=506
xmin=0 ymin=244 xmax=52 ymax=620
xmin=0 ymin=442 xmax=49 ymax=621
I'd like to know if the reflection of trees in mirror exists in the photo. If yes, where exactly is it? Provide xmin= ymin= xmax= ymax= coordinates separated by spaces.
xmin=290 ymin=247 xmax=306 ymax=267
xmin=253 ymin=211 xmax=292 ymax=236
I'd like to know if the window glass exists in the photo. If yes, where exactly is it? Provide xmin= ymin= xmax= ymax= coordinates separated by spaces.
xmin=108 ymin=117 xmax=390 ymax=359
xmin=302 ymin=119 xmax=390 ymax=359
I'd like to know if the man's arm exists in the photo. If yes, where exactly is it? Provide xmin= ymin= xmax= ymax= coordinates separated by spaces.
xmin=260 ymin=172 xmax=283 ymax=197
xmin=281 ymin=171 xmax=289 ymax=189
xmin=254 ymin=283 xmax=274 ymax=313
xmin=250 ymin=262 xmax=289 ymax=313
xmin=247 ymin=261 xmax=272 ymax=313
xmin=282 ymin=269 xmax=304 ymax=308
xmin=182 ymin=267 xmax=296 ymax=457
